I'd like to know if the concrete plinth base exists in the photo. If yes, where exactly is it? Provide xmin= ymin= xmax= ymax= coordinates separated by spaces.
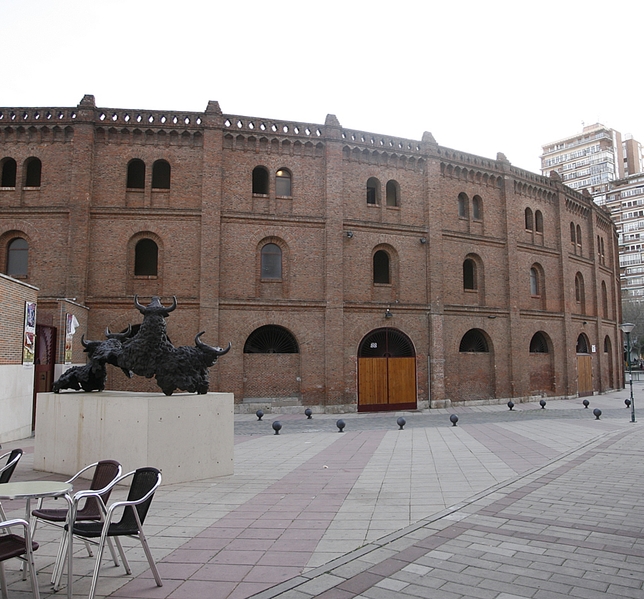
xmin=34 ymin=391 xmax=233 ymax=484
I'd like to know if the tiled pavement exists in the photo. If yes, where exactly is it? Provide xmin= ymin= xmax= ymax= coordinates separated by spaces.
xmin=1 ymin=385 xmax=643 ymax=598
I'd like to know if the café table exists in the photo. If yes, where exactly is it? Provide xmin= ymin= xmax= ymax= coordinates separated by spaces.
xmin=0 ymin=481 xmax=73 ymax=524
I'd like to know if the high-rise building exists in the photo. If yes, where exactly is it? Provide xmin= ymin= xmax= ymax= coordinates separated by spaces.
xmin=541 ymin=124 xmax=644 ymax=299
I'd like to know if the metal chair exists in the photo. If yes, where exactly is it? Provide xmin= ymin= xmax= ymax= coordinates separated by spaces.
xmin=0 ymin=518 xmax=39 ymax=599
xmin=31 ymin=460 xmax=121 ymax=590
xmin=67 ymin=467 xmax=162 ymax=599
xmin=0 ymin=450 xmax=23 ymax=521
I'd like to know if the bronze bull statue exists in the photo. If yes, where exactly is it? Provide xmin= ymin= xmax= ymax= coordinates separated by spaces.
xmin=53 ymin=296 xmax=230 ymax=395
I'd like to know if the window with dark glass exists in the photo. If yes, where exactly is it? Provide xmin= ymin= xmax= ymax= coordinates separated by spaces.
xmin=134 ymin=239 xmax=158 ymax=276
xmin=472 ymin=195 xmax=482 ymax=220
xmin=530 ymin=267 xmax=539 ymax=296
xmin=373 ymin=250 xmax=390 ymax=284
xmin=535 ymin=210 xmax=543 ymax=233
xmin=261 ymin=243 xmax=282 ymax=279
xmin=525 ymin=208 xmax=533 ymax=230
xmin=275 ymin=169 xmax=292 ymax=197
xmin=6 ymin=238 xmax=28 ymax=277
xmin=1 ymin=158 xmax=17 ymax=187
xmin=243 ymin=325 xmax=299 ymax=353
xmin=151 ymin=160 xmax=171 ymax=189
xmin=367 ymin=177 xmax=380 ymax=205
xmin=463 ymin=258 xmax=476 ymax=290
xmin=459 ymin=329 xmax=489 ymax=352
xmin=458 ymin=192 xmax=468 ymax=218
xmin=127 ymin=159 xmax=146 ymax=189
xmin=24 ymin=158 xmax=42 ymax=187
xmin=252 ymin=166 xmax=269 ymax=195
xmin=529 ymin=332 xmax=549 ymax=353
xmin=386 ymin=180 xmax=399 ymax=207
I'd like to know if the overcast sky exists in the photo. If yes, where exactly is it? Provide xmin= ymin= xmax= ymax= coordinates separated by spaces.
xmin=2 ymin=0 xmax=642 ymax=173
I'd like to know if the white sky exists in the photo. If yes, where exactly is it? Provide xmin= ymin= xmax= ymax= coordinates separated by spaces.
xmin=1 ymin=0 xmax=642 ymax=173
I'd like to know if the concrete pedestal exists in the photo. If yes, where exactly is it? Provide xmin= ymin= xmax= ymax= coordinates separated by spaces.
xmin=34 ymin=391 xmax=234 ymax=484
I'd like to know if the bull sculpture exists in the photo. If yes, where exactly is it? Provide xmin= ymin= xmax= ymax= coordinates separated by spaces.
xmin=53 ymin=296 xmax=230 ymax=396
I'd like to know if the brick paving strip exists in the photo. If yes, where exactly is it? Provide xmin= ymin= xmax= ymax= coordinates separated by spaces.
xmin=112 ymin=430 xmax=387 ymax=599
xmin=251 ymin=427 xmax=644 ymax=599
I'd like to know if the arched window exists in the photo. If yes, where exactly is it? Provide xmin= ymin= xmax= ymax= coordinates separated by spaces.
xmin=275 ymin=168 xmax=292 ymax=197
xmin=367 ymin=177 xmax=381 ymax=205
xmin=151 ymin=160 xmax=171 ymax=189
xmin=6 ymin=237 xmax=28 ymax=277
xmin=386 ymin=180 xmax=400 ymax=207
xmin=243 ymin=325 xmax=299 ymax=353
xmin=601 ymin=281 xmax=608 ymax=319
xmin=535 ymin=210 xmax=543 ymax=233
xmin=570 ymin=222 xmax=576 ymax=247
xmin=576 ymin=333 xmax=590 ymax=354
xmin=1 ymin=158 xmax=17 ymax=187
xmin=530 ymin=267 xmax=540 ymax=296
xmin=24 ymin=157 xmax=42 ymax=187
xmin=463 ymin=258 xmax=477 ymax=290
xmin=134 ymin=239 xmax=158 ymax=276
xmin=127 ymin=159 xmax=146 ymax=189
xmin=261 ymin=243 xmax=282 ymax=279
xmin=373 ymin=250 xmax=390 ymax=284
xmin=472 ymin=195 xmax=482 ymax=220
xmin=576 ymin=225 xmax=583 ymax=252
xmin=459 ymin=329 xmax=489 ymax=352
xmin=525 ymin=208 xmax=534 ymax=230
xmin=458 ymin=192 xmax=469 ymax=218
xmin=574 ymin=272 xmax=585 ymax=312
xmin=529 ymin=332 xmax=549 ymax=353
xmin=252 ymin=166 xmax=269 ymax=195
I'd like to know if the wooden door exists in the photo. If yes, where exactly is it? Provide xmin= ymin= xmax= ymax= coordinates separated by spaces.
xmin=577 ymin=354 xmax=593 ymax=397
xmin=358 ymin=328 xmax=417 ymax=412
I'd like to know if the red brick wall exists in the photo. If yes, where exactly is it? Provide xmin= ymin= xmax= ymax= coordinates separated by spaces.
xmin=0 ymin=98 xmax=624 ymax=407
xmin=0 ymin=274 xmax=38 ymax=364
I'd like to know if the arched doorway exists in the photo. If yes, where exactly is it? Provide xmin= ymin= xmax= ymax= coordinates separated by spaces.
xmin=576 ymin=333 xmax=593 ymax=397
xmin=357 ymin=328 xmax=416 ymax=412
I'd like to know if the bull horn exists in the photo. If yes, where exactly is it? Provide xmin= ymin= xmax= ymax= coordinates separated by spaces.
xmin=105 ymin=324 xmax=132 ymax=340
xmin=165 ymin=296 xmax=177 ymax=312
xmin=134 ymin=295 xmax=146 ymax=313
xmin=195 ymin=332 xmax=231 ymax=355
xmin=81 ymin=334 xmax=89 ymax=348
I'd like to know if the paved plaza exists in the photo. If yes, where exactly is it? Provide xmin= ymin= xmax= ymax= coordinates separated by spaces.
xmin=1 ymin=385 xmax=643 ymax=598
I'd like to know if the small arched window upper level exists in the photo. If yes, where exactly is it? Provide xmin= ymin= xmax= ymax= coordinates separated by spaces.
xmin=261 ymin=243 xmax=282 ymax=280
xmin=570 ymin=222 xmax=576 ymax=246
xmin=367 ymin=177 xmax=381 ymax=205
xmin=472 ymin=195 xmax=482 ymax=220
xmin=1 ymin=158 xmax=17 ymax=187
xmin=252 ymin=166 xmax=269 ymax=195
xmin=6 ymin=237 xmax=29 ymax=277
xmin=386 ymin=180 xmax=400 ymax=207
xmin=151 ymin=160 xmax=171 ymax=189
xmin=127 ymin=159 xmax=146 ymax=189
xmin=373 ymin=250 xmax=390 ymax=284
xmin=535 ymin=210 xmax=543 ymax=233
xmin=601 ymin=280 xmax=608 ymax=319
xmin=576 ymin=225 xmax=583 ymax=252
xmin=275 ymin=168 xmax=292 ymax=197
xmin=525 ymin=208 xmax=534 ymax=230
xmin=134 ymin=238 xmax=158 ymax=276
xmin=24 ymin=157 xmax=42 ymax=187
xmin=530 ymin=267 xmax=540 ymax=296
xmin=463 ymin=258 xmax=477 ymax=290
xmin=458 ymin=192 xmax=469 ymax=219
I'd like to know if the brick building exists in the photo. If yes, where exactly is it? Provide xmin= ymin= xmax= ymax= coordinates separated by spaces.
xmin=0 ymin=95 xmax=623 ymax=412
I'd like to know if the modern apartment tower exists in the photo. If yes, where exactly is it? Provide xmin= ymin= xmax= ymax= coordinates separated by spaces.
xmin=542 ymin=124 xmax=644 ymax=299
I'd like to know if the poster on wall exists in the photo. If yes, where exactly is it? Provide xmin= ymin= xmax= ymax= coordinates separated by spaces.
xmin=65 ymin=313 xmax=80 ymax=364
xmin=23 ymin=301 xmax=36 ymax=366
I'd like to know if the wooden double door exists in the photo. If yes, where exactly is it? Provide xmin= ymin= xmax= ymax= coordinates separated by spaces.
xmin=358 ymin=328 xmax=417 ymax=412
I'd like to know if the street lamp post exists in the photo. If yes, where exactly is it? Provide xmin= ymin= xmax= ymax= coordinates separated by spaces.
xmin=620 ymin=322 xmax=636 ymax=423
